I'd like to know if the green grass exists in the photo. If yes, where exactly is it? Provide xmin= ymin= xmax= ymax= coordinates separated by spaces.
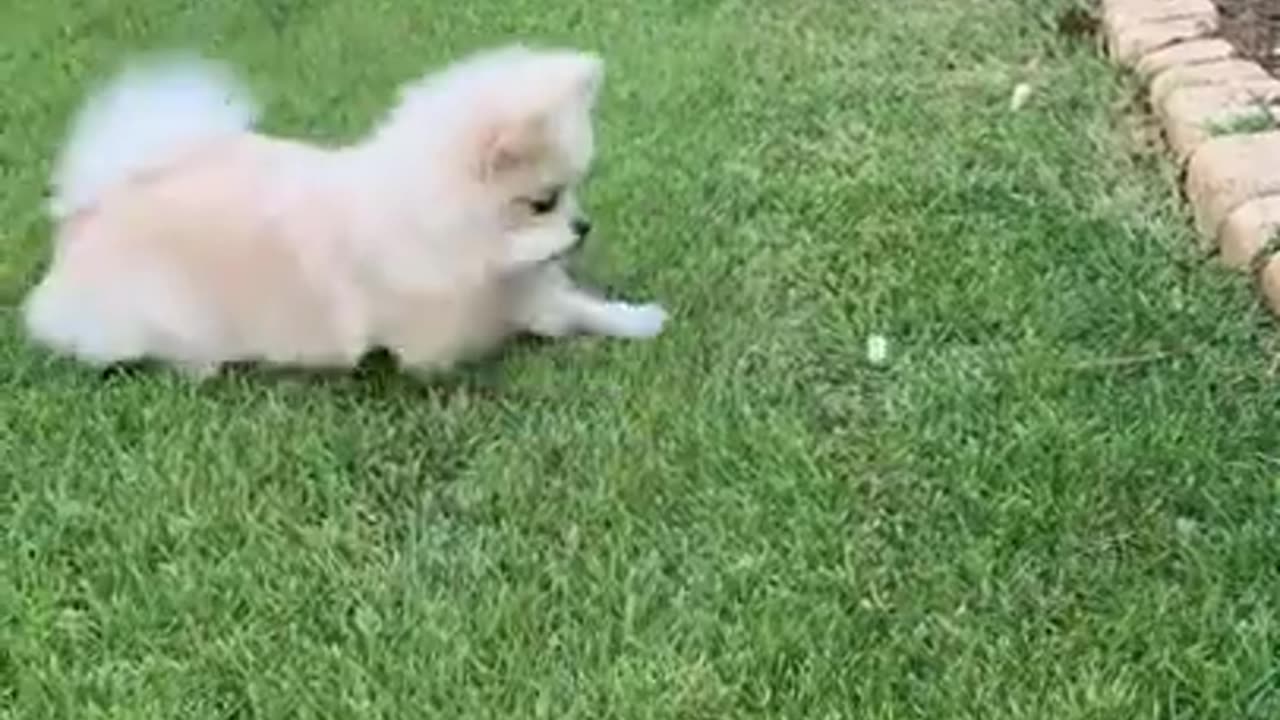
xmin=1208 ymin=105 xmax=1279 ymax=137
xmin=2 ymin=0 xmax=1279 ymax=717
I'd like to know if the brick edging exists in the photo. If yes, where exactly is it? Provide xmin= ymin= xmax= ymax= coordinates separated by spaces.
xmin=1103 ymin=0 xmax=1280 ymax=314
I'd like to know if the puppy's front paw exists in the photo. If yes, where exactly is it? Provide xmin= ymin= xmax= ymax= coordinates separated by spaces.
xmin=607 ymin=302 xmax=667 ymax=339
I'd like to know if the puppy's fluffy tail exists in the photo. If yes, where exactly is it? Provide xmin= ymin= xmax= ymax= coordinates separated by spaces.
xmin=48 ymin=53 xmax=258 ymax=219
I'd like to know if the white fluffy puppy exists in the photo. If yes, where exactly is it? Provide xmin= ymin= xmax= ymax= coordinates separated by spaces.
xmin=24 ymin=46 xmax=667 ymax=378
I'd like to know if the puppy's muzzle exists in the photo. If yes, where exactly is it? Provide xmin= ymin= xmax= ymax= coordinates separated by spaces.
xmin=538 ymin=217 xmax=594 ymax=266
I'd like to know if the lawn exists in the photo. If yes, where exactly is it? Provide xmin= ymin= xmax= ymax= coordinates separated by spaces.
xmin=1 ymin=0 xmax=1279 ymax=717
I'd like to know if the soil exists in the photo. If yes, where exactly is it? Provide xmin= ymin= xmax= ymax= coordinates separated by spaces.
xmin=1215 ymin=0 xmax=1280 ymax=71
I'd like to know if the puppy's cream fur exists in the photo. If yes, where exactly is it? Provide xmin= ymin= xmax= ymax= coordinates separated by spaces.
xmin=25 ymin=47 xmax=666 ymax=377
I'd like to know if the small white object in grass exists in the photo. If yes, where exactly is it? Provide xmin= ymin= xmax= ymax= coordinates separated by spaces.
xmin=866 ymin=334 xmax=890 ymax=366
xmin=1010 ymin=82 xmax=1033 ymax=112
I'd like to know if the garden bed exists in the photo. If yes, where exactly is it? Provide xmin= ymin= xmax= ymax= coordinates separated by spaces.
xmin=1104 ymin=0 xmax=1280 ymax=312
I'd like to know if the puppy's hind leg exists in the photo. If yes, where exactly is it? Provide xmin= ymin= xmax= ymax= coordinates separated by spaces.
xmin=517 ymin=265 xmax=667 ymax=340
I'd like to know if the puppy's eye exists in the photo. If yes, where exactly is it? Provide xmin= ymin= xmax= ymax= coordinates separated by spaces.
xmin=529 ymin=188 xmax=562 ymax=215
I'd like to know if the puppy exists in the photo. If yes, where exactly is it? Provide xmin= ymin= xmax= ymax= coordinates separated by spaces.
xmin=24 ymin=46 xmax=667 ymax=378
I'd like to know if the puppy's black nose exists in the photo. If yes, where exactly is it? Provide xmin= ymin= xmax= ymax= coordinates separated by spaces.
xmin=572 ymin=218 xmax=592 ymax=239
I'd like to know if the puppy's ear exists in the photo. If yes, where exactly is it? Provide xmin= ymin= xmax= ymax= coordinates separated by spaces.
xmin=481 ymin=115 xmax=549 ymax=179
xmin=566 ymin=52 xmax=604 ymax=105
xmin=550 ymin=51 xmax=604 ymax=107
xmin=538 ymin=50 xmax=604 ymax=108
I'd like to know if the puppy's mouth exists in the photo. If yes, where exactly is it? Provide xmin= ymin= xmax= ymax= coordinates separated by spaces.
xmin=543 ymin=237 xmax=585 ymax=265
xmin=543 ymin=222 xmax=591 ymax=264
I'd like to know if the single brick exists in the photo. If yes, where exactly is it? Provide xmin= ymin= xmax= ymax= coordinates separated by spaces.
xmin=1218 ymin=195 xmax=1280 ymax=269
xmin=1150 ymin=59 xmax=1271 ymax=108
xmin=1108 ymin=14 xmax=1218 ymax=66
xmin=1260 ymin=256 xmax=1280 ymax=316
xmin=1185 ymin=131 xmax=1280 ymax=245
xmin=1103 ymin=0 xmax=1215 ymax=27
xmin=1158 ymin=80 xmax=1280 ymax=162
xmin=1137 ymin=39 xmax=1237 ymax=81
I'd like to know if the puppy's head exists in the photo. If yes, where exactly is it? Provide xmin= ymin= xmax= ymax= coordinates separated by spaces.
xmin=380 ymin=47 xmax=604 ymax=270
xmin=373 ymin=45 xmax=606 ymax=274
xmin=473 ymin=49 xmax=603 ymax=269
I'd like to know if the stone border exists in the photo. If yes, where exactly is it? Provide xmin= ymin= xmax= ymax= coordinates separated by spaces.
xmin=1103 ymin=0 xmax=1280 ymax=313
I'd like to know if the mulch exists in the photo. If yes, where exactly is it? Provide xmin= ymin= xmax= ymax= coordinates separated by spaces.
xmin=1214 ymin=0 xmax=1280 ymax=71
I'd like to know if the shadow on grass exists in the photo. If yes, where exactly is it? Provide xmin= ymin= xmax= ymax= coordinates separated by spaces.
xmin=96 ymin=335 xmax=561 ymax=402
